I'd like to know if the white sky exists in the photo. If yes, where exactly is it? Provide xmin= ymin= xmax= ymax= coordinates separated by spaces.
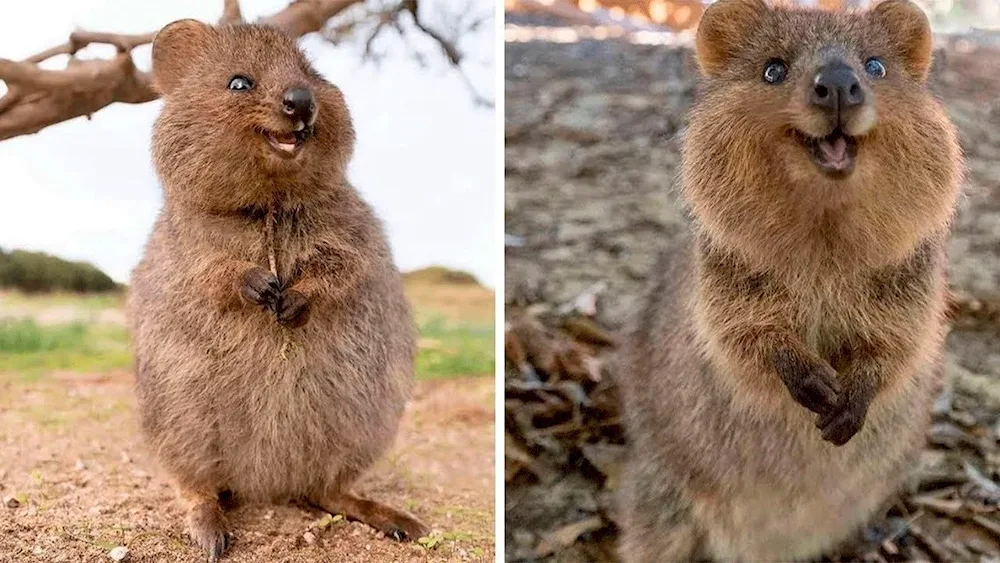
xmin=0 ymin=0 xmax=496 ymax=287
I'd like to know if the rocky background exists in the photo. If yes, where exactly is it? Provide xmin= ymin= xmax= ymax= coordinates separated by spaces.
xmin=504 ymin=29 xmax=1000 ymax=562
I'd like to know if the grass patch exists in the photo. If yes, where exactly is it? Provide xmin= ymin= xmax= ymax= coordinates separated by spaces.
xmin=0 ymin=320 xmax=131 ymax=378
xmin=416 ymin=317 xmax=494 ymax=379
xmin=0 ymin=316 xmax=492 ymax=380
xmin=0 ymin=290 xmax=124 ymax=311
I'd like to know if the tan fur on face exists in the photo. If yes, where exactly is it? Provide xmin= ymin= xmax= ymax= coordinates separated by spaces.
xmin=129 ymin=21 xmax=421 ymax=557
xmin=151 ymin=24 xmax=355 ymax=213
xmin=616 ymin=0 xmax=962 ymax=560
xmin=682 ymin=0 xmax=960 ymax=273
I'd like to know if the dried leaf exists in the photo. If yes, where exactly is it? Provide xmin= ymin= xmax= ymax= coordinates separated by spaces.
xmin=963 ymin=462 xmax=1000 ymax=504
xmin=505 ymin=432 xmax=560 ymax=483
xmin=910 ymin=523 xmax=954 ymax=561
xmin=581 ymin=443 xmax=625 ymax=490
xmin=505 ymin=326 xmax=541 ymax=382
xmin=555 ymin=341 xmax=603 ymax=384
xmin=508 ymin=312 xmax=561 ymax=378
xmin=971 ymin=515 xmax=1000 ymax=541
xmin=562 ymin=315 xmax=616 ymax=347
xmin=534 ymin=517 xmax=605 ymax=557
xmin=910 ymin=496 xmax=964 ymax=517
xmin=928 ymin=422 xmax=979 ymax=450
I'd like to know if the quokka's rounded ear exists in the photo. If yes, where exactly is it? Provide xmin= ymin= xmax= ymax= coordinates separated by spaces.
xmin=695 ymin=0 xmax=769 ymax=77
xmin=152 ymin=19 xmax=214 ymax=96
xmin=869 ymin=0 xmax=933 ymax=82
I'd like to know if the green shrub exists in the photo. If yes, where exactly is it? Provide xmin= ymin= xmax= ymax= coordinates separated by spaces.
xmin=0 ymin=248 xmax=118 ymax=293
xmin=403 ymin=266 xmax=481 ymax=287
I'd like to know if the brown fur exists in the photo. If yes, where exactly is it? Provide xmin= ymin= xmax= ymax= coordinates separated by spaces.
xmin=127 ymin=20 xmax=426 ymax=561
xmin=617 ymin=0 xmax=962 ymax=559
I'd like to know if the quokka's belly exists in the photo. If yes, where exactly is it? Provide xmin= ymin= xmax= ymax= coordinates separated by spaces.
xmin=695 ymin=384 xmax=933 ymax=561
xmin=217 ymin=407 xmax=348 ymax=502
xmin=209 ymin=336 xmax=404 ymax=501
xmin=701 ymin=462 xmax=897 ymax=560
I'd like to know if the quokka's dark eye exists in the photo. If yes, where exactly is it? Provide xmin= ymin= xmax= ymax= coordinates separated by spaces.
xmin=228 ymin=75 xmax=254 ymax=91
xmin=763 ymin=59 xmax=788 ymax=84
xmin=864 ymin=57 xmax=886 ymax=79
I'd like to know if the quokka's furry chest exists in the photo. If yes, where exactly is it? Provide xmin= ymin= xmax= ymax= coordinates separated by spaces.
xmin=785 ymin=277 xmax=881 ymax=355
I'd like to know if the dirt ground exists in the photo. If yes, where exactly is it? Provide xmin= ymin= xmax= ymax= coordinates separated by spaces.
xmin=0 ymin=372 xmax=495 ymax=562
xmin=504 ymin=29 xmax=1000 ymax=562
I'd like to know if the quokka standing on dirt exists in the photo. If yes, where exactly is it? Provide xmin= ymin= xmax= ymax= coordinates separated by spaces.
xmin=617 ymin=0 xmax=962 ymax=559
xmin=127 ymin=19 xmax=427 ymax=561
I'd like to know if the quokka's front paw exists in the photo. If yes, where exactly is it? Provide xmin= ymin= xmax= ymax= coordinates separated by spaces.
xmin=772 ymin=350 xmax=842 ymax=416
xmin=817 ymin=392 xmax=871 ymax=446
xmin=239 ymin=266 xmax=280 ymax=311
xmin=275 ymin=289 xmax=310 ymax=328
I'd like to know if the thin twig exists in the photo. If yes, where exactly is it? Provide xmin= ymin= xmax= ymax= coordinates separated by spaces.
xmin=320 ymin=0 xmax=494 ymax=108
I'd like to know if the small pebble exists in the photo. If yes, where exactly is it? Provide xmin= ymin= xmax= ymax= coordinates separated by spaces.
xmin=74 ymin=460 xmax=86 ymax=471
xmin=302 ymin=531 xmax=316 ymax=545
xmin=109 ymin=546 xmax=129 ymax=561
xmin=3 ymin=496 xmax=20 ymax=508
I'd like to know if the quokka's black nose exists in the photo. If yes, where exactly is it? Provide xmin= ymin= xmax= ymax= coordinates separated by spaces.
xmin=282 ymin=87 xmax=316 ymax=126
xmin=811 ymin=61 xmax=864 ymax=115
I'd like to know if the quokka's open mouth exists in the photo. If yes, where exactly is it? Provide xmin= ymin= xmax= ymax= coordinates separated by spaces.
xmin=793 ymin=128 xmax=858 ymax=178
xmin=261 ymin=125 xmax=314 ymax=158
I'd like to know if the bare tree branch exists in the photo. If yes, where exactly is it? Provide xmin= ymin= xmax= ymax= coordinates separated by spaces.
xmin=321 ymin=0 xmax=494 ymax=108
xmin=0 ymin=0 xmax=487 ymax=142
xmin=0 ymin=39 xmax=158 ymax=140
xmin=406 ymin=0 xmax=460 ymax=66
xmin=407 ymin=0 xmax=493 ymax=108
xmin=264 ymin=0 xmax=366 ymax=37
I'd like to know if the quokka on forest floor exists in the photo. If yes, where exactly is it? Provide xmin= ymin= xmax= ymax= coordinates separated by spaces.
xmin=616 ymin=0 xmax=963 ymax=560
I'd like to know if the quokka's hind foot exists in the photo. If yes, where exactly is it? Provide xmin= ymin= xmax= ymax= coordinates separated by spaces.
xmin=181 ymin=489 xmax=231 ymax=562
xmin=312 ymin=491 xmax=429 ymax=541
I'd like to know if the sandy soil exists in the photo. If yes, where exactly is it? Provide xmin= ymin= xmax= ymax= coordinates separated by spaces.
xmin=0 ymin=373 xmax=495 ymax=563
